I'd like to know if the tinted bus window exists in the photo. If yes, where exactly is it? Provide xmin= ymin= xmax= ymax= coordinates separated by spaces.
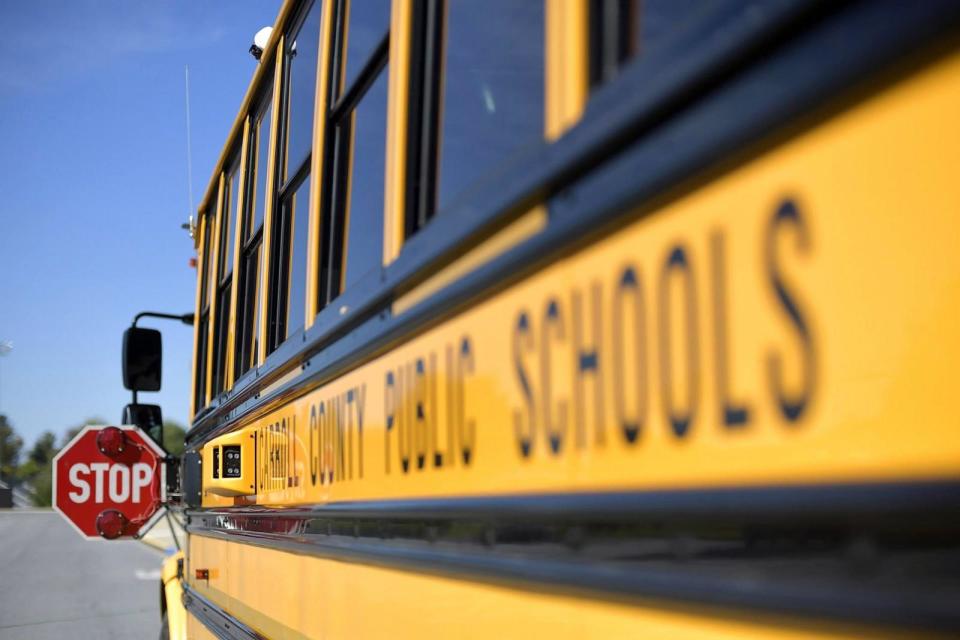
xmin=637 ymin=0 xmax=717 ymax=52
xmin=194 ymin=210 xmax=214 ymax=411
xmin=284 ymin=0 xmax=322 ymax=177
xmin=285 ymin=177 xmax=311 ymax=336
xmin=251 ymin=98 xmax=273 ymax=235
xmin=436 ymin=2 xmax=543 ymax=213
xmin=341 ymin=65 xmax=388 ymax=290
xmin=221 ymin=165 xmax=241 ymax=277
xmin=206 ymin=211 xmax=218 ymax=308
xmin=318 ymin=0 xmax=390 ymax=307
xmin=237 ymin=85 xmax=274 ymax=378
xmin=406 ymin=1 xmax=544 ymax=234
xmin=591 ymin=0 xmax=723 ymax=87
xmin=213 ymin=155 xmax=241 ymax=394
xmin=340 ymin=1 xmax=391 ymax=96
xmin=198 ymin=211 xmax=213 ymax=309
xmin=269 ymin=0 xmax=322 ymax=354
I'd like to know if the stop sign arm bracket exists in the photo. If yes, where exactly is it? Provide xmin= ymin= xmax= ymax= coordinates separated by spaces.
xmin=130 ymin=504 xmax=182 ymax=552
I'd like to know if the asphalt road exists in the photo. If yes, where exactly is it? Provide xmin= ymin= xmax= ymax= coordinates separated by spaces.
xmin=0 ymin=510 xmax=163 ymax=640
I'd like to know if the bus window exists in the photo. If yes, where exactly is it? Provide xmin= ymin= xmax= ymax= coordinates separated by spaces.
xmin=339 ymin=1 xmax=390 ymax=97
xmin=250 ymin=92 xmax=273 ymax=234
xmin=213 ymin=153 xmax=241 ymax=395
xmin=636 ymin=0 xmax=714 ymax=51
xmin=236 ymin=79 xmax=274 ymax=378
xmin=283 ymin=176 xmax=311 ymax=337
xmin=406 ymin=1 xmax=544 ymax=236
xmin=221 ymin=160 xmax=241 ymax=279
xmin=589 ymin=0 xmax=721 ymax=88
xmin=340 ymin=66 xmax=388 ymax=291
xmin=194 ymin=209 xmax=214 ymax=412
xmin=268 ymin=0 xmax=321 ymax=354
xmin=318 ymin=0 xmax=390 ymax=306
xmin=283 ymin=0 xmax=322 ymax=181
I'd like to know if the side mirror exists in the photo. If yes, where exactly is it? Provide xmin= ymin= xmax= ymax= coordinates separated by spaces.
xmin=121 ymin=403 xmax=163 ymax=439
xmin=122 ymin=327 xmax=162 ymax=392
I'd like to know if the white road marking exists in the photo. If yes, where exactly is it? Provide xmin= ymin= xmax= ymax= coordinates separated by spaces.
xmin=134 ymin=568 xmax=161 ymax=580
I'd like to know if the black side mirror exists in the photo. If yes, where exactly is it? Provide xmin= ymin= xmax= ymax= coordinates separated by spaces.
xmin=121 ymin=402 xmax=163 ymax=429
xmin=122 ymin=327 xmax=162 ymax=391
xmin=122 ymin=403 xmax=164 ymax=449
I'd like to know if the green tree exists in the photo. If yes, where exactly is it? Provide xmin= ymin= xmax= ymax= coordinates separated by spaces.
xmin=0 ymin=415 xmax=23 ymax=482
xmin=17 ymin=431 xmax=60 ymax=506
xmin=162 ymin=420 xmax=186 ymax=457
xmin=29 ymin=467 xmax=53 ymax=507
xmin=28 ymin=431 xmax=57 ymax=466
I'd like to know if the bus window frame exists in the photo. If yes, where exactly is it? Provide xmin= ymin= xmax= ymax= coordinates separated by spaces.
xmin=316 ymin=0 xmax=391 ymax=311
xmin=189 ymin=0 xmax=589 ymax=429
xmin=235 ymin=66 xmax=279 ymax=382
xmin=212 ymin=143 xmax=247 ymax=396
xmin=588 ymin=0 xmax=636 ymax=88
xmin=266 ymin=0 xmax=324 ymax=356
xmin=191 ymin=210 xmax=213 ymax=418
xmin=403 ymin=0 xmax=558 ymax=239
xmin=403 ymin=0 xmax=442 ymax=239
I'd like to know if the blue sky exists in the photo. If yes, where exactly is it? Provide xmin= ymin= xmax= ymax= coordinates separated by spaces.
xmin=0 ymin=1 xmax=281 ymax=447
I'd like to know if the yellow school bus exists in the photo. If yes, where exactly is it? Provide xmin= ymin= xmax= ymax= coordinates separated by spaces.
xmin=160 ymin=0 xmax=960 ymax=637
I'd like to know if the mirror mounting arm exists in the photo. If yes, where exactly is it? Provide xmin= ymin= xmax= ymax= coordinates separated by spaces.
xmin=127 ymin=309 xmax=195 ymax=412
xmin=132 ymin=311 xmax=195 ymax=328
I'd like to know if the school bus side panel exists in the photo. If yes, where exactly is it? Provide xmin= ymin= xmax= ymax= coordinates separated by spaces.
xmin=203 ymin=48 xmax=960 ymax=509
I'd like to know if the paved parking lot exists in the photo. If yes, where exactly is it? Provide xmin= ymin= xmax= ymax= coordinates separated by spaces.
xmin=0 ymin=510 xmax=163 ymax=640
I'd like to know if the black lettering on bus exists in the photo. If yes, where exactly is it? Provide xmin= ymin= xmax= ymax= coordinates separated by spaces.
xmin=309 ymin=405 xmax=318 ymax=485
xmin=458 ymin=337 xmax=475 ymax=465
xmin=356 ymin=384 xmax=366 ymax=478
xmin=766 ymin=198 xmax=815 ymax=422
xmin=345 ymin=389 xmax=354 ymax=480
xmin=612 ymin=266 xmax=647 ymax=444
xmin=271 ymin=422 xmax=277 ymax=481
xmin=541 ymin=299 xmax=567 ymax=455
xmin=384 ymin=371 xmax=394 ymax=473
xmin=711 ymin=231 xmax=751 ymax=428
xmin=444 ymin=345 xmax=456 ymax=468
xmin=334 ymin=400 xmax=341 ymax=482
xmin=572 ymin=283 xmax=604 ymax=448
xmin=281 ymin=417 xmax=287 ymax=482
xmin=268 ymin=423 xmax=274 ymax=479
xmin=400 ymin=362 xmax=413 ymax=473
xmin=430 ymin=352 xmax=442 ymax=468
xmin=512 ymin=311 xmax=536 ymax=458
xmin=415 ymin=358 xmax=427 ymax=470
xmin=258 ymin=425 xmax=266 ymax=490
xmin=321 ymin=401 xmax=332 ymax=484
xmin=659 ymin=245 xmax=699 ymax=439
xmin=335 ymin=394 xmax=346 ymax=482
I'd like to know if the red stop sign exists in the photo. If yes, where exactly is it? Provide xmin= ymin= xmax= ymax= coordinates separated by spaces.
xmin=53 ymin=426 xmax=166 ymax=540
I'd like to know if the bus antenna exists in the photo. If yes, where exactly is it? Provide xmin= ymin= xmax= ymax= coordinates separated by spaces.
xmin=182 ymin=64 xmax=196 ymax=238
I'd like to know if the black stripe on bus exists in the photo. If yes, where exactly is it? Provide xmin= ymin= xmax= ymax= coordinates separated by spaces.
xmin=188 ymin=0 xmax=960 ymax=448
xmin=185 ymin=480 xmax=960 ymax=633
xmin=182 ymin=585 xmax=265 ymax=640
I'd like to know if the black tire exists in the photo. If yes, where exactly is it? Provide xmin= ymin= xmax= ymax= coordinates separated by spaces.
xmin=159 ymin=612 xmax=170 ymax=640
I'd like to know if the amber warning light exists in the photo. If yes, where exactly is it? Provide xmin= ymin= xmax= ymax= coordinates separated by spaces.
xmin=52 ymin=425 xmax=166 ymax=540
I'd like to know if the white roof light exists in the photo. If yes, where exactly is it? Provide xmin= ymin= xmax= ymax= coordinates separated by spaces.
xmin=250 ymin=26 xmax=273 ymax=61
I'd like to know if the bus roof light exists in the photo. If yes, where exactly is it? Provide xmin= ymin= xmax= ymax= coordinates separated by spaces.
xmin=249 ymin=26 xmax=272 ymax=61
